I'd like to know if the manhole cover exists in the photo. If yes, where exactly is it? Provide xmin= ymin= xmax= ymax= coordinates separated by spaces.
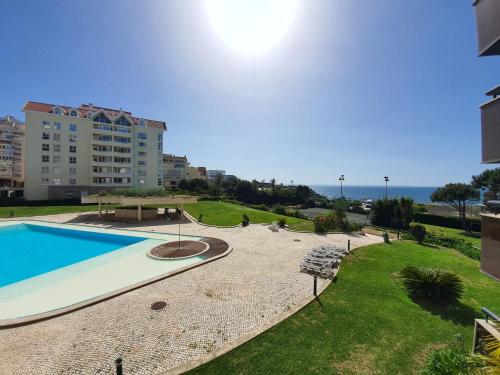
xmin=151 ymin=301 xmax=167 ymax=311
xmin=294 ymin=239 xmax=301 ymax=242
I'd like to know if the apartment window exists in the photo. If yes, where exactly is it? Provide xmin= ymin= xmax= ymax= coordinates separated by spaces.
xmin=137 ymin=169 xmax=146 ymax=176
xmin=41 ymin=166 xmax=49 ymax=174
xmin=113 ymin=177 xmax=131 ymax=184
xmin=69 ymin=134 xmax=77 ymax=142
xmin=42 ymin=144 xmax=50 ymax=151
xmin=53 ymin=178 xmax=61 ymax=185
xmin=113 ymin=126 xmax=131 ymax=133
xmin=138 ymin=142 xmax=147 ymax=148
xmin=53 ymin=133 xmax=61 ymax=141
xmin=41 ymin=178 xmax=50 ymax=185
xmin=92 ymin=177 xmax=112 ymax=184
xmin=42 ymin=133 xmax=50 ymax=140
xmin=70 ymin=110 xmax=79 ymax=117
xmin=53 ymin=155 xmax=61 ymax=163
xmin=93 ymin=144 xmax=112 ymax=152
xmin=138 ymin=151 xmax=147 ymax=157
xmin=93 ymin=113 xmax=111 ymax=124
xmin=138 ymin=179 xmax=145 ymax=184
xmin=69 ymin=145 xmax=76 ymax=153
xmin=69 ymin=167 xmax=76 ymax=175
xmin=115 ymin=116 xmax=130 ymax=126
xmin=113 ymin=136 xmax=131 ymax=144
xmin=92 ymin=155 xmax=112 ymax=163
xmin=138 ymin=132 xmax=147 ymax=140
xmin=69 ymin=124 xmax=77 ymax=131
xmin=93 ymin=134 xmax=112 ymax=142
xmin=42 ymin=121 xmax=50 ymax=129
xmin=53 ymin=107 xmax=62 ymax=115
xmin=114 ymin=167 xmax=130 ymax=174
xmin=53 ymin=167 xmax=61 ymax=174
xmin=42 ymin=155 xmax=49 ymax=163
xmin=69 ymin=156 xmax=76 ymax=164
xmin=138 ymin=160 xmax=146 ymax=166
xmin=53 ymin=144 xmax=61 ymax=152
xmin=69 ymin=178 xmax=76 ymax=185
xmin=113 ymin=146 xmax=131 ymax=153
xmin=114 ymin=156 xmax=131 ymax=164
xmin=93 ymin=166 xmax=112 ymax=173
xmin=54 ymin=122 xmax=62 ymax=130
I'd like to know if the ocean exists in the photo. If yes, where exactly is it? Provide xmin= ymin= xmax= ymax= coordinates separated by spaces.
xmin=310 ymin=185 xmax=439 ymax=204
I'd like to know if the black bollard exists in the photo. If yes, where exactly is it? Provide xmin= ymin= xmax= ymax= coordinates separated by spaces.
xmin=348 ymin=239 xmax=351 ymax=252
xmin=115 ymin=357 xmax=123 ymax=375
xmin=313 ymin=276 xmax=317 ymax=296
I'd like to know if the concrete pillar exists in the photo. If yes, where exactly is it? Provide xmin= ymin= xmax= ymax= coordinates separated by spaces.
xmin=138 ymin=204 xmax=142 ymax=222
xmin=98 ymin=200 xmax=102 ymax=219
xmin=105 ymin=202 xmax=108 ymax=216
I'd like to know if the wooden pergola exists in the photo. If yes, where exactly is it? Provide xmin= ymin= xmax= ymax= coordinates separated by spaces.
xmin=81 ymin=195 xmax=198 ymax=221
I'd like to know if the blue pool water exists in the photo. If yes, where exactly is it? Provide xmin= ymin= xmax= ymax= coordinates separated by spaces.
xmin=0 ymin=224 xmax=146 ymax=288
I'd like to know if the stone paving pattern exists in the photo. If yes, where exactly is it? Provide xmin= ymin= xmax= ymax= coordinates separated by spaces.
xmin=0 ymin=213 xmax=382 ymax=375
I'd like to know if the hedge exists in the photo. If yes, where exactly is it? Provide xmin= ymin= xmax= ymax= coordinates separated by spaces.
xmin=414 ymin=213 xmax=481 ymax=232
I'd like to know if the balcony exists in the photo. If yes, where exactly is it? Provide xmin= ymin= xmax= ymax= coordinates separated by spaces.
xmin=473 ymin=0 xmax=500 ymax=56
xmin=480 ymin=86 xmax=500 ymax=163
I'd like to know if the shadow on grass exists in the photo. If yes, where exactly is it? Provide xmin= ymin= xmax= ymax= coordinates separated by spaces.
xmin=421 ymin=243 xmax=440 ymax=249
xmin=459 ymin=231 xmax=481 ymax=239
xmin=410 ymin=296 xmax=478 ymax=326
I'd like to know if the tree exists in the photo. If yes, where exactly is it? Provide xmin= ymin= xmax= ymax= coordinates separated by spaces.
xmin=471 ymin=168 xmax=500 ymax=201
xmin=370 ymin=197 xmax=414 ymax=229
xmin=270 ymin=178 xmax=276 ymax=195
xmin=213 ymin=173 xmax=223 ymax=196
xmin=234 ymin=180 xmax=256 ymax=203
xmin=295 ymin=185 xmax=313 ymax=204
xmin=430 ymin=183 xmax=480 ymax=231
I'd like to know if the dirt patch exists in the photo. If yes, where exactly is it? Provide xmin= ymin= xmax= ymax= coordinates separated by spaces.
xmin=332 ymin=344 xmax=379 ymax=375
xmin=412 ymin=342 xmax=446 ymax=373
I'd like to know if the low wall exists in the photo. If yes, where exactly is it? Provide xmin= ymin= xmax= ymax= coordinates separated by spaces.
xmin=115 ymin=207 xmax=158 ymax=220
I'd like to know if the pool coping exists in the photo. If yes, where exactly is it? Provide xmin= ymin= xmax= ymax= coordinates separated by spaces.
xmin=0 ymin=220 xmax=232 ymax=329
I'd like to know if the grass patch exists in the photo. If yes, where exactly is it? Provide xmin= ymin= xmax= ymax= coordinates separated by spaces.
xmin=0 ymin=205 xmax=107 ymax=218
xmin=188 ymin=241 xmax=500 ymax=375
xmin=179 ymin=201 xmax=313 ymax=231
xmin=421 ymin=224 xmax=481 ymax=247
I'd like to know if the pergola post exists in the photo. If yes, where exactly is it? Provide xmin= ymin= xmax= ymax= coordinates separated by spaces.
xmin=105 ymin=202 xmax=108 ymax=216
xmin=98 ymin=199 xmax=102 ymax=219
xmin=138 ymin=204 xmax=142 ymax=222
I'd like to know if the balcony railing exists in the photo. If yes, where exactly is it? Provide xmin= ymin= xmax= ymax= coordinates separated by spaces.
xmin=473 ymin=0 xmax=500 ymax=56
xmin=481 ymin=87 xmax=500 ymax=163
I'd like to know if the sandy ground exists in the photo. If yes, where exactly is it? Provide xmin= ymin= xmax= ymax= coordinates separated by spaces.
xmin=0 ymin=212 xmax=382 ymax=375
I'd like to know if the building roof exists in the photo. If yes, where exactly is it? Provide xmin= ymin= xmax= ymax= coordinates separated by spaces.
xmin=0 ymin=115 xmax=24 ymax=126
xmin=22 ymin=101 xmax=166 ymax=130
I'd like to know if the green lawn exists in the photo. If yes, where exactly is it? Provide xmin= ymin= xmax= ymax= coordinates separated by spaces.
xmin=422 ymin=223 xmax=481 ymax=248
xmin=188 ymin=241 xmax=500 ymax=374
xmin=0 ymin=205 xmax=104 ymax=218
xmin=181 ymin=201 xmax=314 ymax=231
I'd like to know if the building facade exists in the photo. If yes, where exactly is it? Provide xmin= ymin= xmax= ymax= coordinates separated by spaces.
xmin=473 ymin=0 xmax=500 ymax=280
xmin=23 ymin=102 xmax=165 ymax=201
xmin=0 ymin=116 xmax=24 ymax=192
xmin=163 ymin=154 xmax=207 ymax=188
xmin=207 ymin=169 xmax=225 ymax=181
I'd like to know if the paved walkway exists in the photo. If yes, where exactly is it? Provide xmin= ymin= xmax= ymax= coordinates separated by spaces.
xmin=0 ymin=213 xmax=382 ymax=375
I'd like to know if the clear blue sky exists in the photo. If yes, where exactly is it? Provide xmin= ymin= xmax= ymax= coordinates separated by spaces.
xmin=0 ymin=1 xmax=496 ymax=186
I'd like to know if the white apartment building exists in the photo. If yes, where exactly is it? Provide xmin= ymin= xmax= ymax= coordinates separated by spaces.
xmin=0 ymin=116 xmax=24 ymax=192
xmin=163 ymin=154 xmax=206 ymax=188
xmin=23 ymin=101 xmax=166 ymax=200
xmin=207 ymin=169 xmax=225 ymax=181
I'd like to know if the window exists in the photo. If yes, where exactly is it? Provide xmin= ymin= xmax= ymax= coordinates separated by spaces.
xmin=69 ymin=145 xmax=76 ymax=153
xmin=41 ymin=178 xmax=50 ymax=185
xmin=138 ymin=179 xmax=145 ymax=184
xmin=114 ymin=167 xmax=131 ymax=174
xmin=69 ymin=124 xmax=77 ymax=132
xmin=138 ymin=142 xmax=147 ymax=148
xmin=42 ymin=133 xmax=50 ymax=140
xmin=42 ymin=120 xmax=50 ymax=129
xmin=41 ymin=166 xmax=49 ymax=174
xmin=139 ymin=118 xmax=146 ymax=127
xmin=113 ymin=146 xmax=130 ymax=153
xmin=138 ymin=160 xmax=146 ymax=166
xmin=137 ymin=169 xmax=146 ymax=176
xmin=93 ymin=134 xmax=112 ymax=142
xmin=42 ymin=144 xmax=50 ymax=151
xmin=53 ymin=167 xmax=61 ymax=174
xmin=93 ymin=113 xmax=111 ymax=123
xmin=114 ymin=156 xmax=131 ymax=164
xmin=53 ymin=178 xmax=61 ymax=185
xmin=69 ymin=157 xmax=76 ymax=164
xmin=53 ymin=155 xmax=61 ymax=163
xmin=69 ymin=135 xmax=77 ymax=142
xmin=93 ymin=166 xmax=112 ymax=173
xmin=53 ymin=144 xmax=61 ymax=152
xmin=92 ymin=177 xmax=112 ymax=184
xmin=70 ymin=110 xmax=78 ymax=117
xmin=69 ymin=178 xmax=76 ymax=185
xmin=54 ymin=122 xmax=62 ymax=130
xmin=53 ymin=133 xmax=61 ymax=141
xmin=113 ymin=177 xmax=131 ymax=184
xmin=113 ymin=136 xmax=131 ymax=144
xmin=114 ymin=116 xmax=130 ymax=126
xmin=53 ymin=106 xmax=62 ymax=115
xmin=138 ymin=151 xmax=147 ymax=157
xmin=92 ymin=155 xmax=112 ymax=163
xmin=42 ymin=155 xmax=49 ymax=163
xmin=69 ymin=167 xmax=76 ymax=174
xmin=138 ymin=132 xmax=147 ymax=140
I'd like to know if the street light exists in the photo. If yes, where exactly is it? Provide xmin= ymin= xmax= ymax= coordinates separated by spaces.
xmin=339 ymin=174 xmax=345 ymax=199
xmin=384 ymin=176 xmax=389 ymax=199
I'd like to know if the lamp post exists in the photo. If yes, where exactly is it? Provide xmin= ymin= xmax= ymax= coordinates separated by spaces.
xmin=384 ymin=176 xmax=389 ymax=199
xmin=339 ymin=174 xmax=345 ymax=199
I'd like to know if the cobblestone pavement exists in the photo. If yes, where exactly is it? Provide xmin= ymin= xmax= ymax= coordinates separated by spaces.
xmin=0 ymin=213 xmax=382 ymax=375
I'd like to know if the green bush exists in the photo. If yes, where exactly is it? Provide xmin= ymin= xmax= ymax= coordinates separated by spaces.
xmin=111 ymin=187 xmax=169 ymax=197
xmin=272 ymin=205 xmax=287 ymax=215
xmin=400 ymin=266 xmax=463 ymax=303
xmin=198 ymin=196 xmax=221 ymax=201
xmin=414 ymin=213 xmax=481 ymax=232
xmin=410 ymin=224 xmax=427 ymax=244
xmin=371 ymin=197 xmax=415 ymax=229
xmin=247 ymin=204 xmax=268 ymax=211
xmin=421 ymin=335 xmax=482 ymax=375
xmin=242 ymin=213 xmax=250 ymax=227
xmin=278 ymin=217 xmax=287 ymax=228
xmin=198 ymin=213 xmax=204 ymax=223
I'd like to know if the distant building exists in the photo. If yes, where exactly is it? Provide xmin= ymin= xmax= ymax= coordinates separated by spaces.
xmin=22 ymin=101 xmax=166 ymax=200
xmin=207 ymin=169 xmax=225 ymax=181
xmin=163 ymin=154 xmax=207 ymax=188
xmin=473 ymin=0 xmax=500 ymax=280
xmin=0 ymin=116 xmax=24 ymax=193
xmin=223 ymin=174 xmax=237 ymax=181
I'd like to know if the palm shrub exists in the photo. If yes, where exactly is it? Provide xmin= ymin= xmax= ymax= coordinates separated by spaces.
xmin=400 ymin=266 xmax=463 ymax=303
xmin=410 ymin=224 xmax=427 ymax=243
xmin=242 ymin=213 xmax=250 ymax=227
xmin=277 ymin=217 xmax=287 ymax=228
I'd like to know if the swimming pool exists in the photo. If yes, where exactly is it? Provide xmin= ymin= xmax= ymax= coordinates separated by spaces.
xmin=0 ymin=220 xmax=217 ymax=326
xmin=0 ymin=223 xmax=146 ymax=287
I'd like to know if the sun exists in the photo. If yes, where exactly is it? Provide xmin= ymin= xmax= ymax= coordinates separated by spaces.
xmin=204 ymin=0 xmax=299 ymax=56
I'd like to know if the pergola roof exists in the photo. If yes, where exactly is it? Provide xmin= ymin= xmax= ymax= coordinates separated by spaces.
xmin=81 ymin=195 xmax=198 ymax=205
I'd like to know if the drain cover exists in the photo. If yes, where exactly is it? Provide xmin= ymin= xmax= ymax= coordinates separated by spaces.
xmin=294 ymin=239 xmax=301 ymax=242
xmin=151 ymin=301 xmax=167 ymax=311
